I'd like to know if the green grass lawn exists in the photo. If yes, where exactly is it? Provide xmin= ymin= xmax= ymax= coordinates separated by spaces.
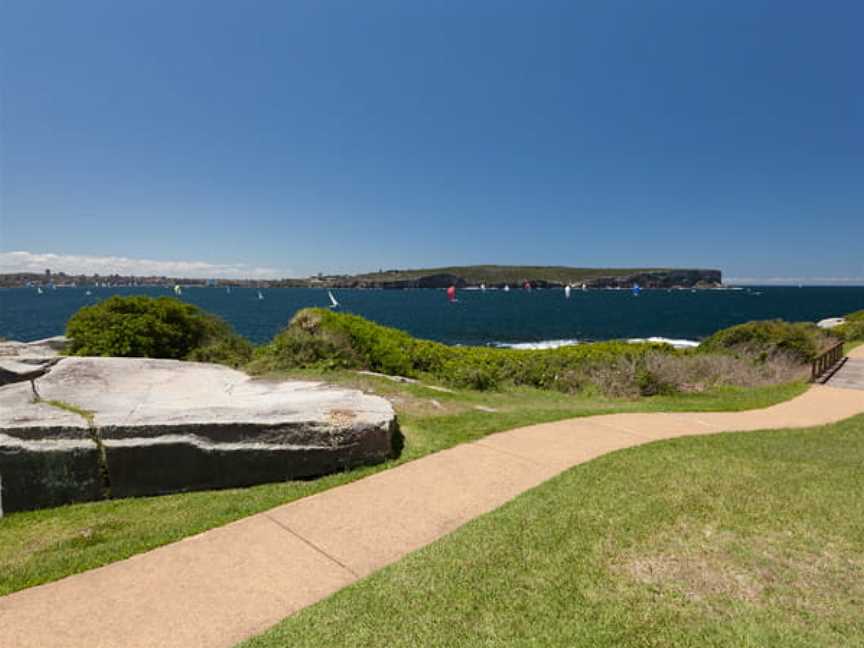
xmin=242 ymin=413 xmax=864 ymax=648
xmin=0 ymin=374 xmax=806 ymax=597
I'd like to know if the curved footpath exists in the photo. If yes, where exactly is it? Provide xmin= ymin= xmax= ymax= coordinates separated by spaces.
xmin=3 ymin=346 xmax=864 ymax=648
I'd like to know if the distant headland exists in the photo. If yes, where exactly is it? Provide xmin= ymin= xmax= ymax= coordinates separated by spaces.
xmin=0 ymin=266 xmax=722 ymax=290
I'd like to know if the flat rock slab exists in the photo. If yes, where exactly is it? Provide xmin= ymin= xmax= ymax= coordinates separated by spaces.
xmin=0 ymin=357 xmax=398 ymax=513
xmin=0 ymin=336 xmax=67 ymax=361
xmin=0 ymin=337 xmax=66 ymax=386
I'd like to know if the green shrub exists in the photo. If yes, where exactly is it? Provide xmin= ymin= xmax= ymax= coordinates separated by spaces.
xmin=251 ymin=308 xmax=421 ymax=374
xmin=443 ymin=361 xmax=501 ymax=390
xmin=635 ymin=367 xmax=675 ymax=396
xmin=66 ymin=295 xmax=252 ymax=366
xmin=186 ymin=336 xmax=254 ymax=368
xmin=698 ymin=319 xmax=837 ymax=363
xmin=836 ymin=310 xmax=864 ymax=342
xmin=841 ymin=320 xmax=864 ymax=342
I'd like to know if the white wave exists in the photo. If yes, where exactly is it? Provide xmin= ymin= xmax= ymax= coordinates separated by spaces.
xmin=494 ymin=336 xmax=701 ymax=350
xmin=494 ymin=339 xmax=580 ymax=350
xmin=627 ymin=337 xmax=700 ymax=349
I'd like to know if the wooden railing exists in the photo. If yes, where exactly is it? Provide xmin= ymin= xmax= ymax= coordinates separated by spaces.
xmin=811 ymin=341 xmax=845 ymax=382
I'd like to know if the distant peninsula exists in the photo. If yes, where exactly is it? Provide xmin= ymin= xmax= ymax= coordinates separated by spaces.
xmin=298 ymin=266 xmax=722 ymax=289
xmin=0 ymin=266 xmax=722 ymax=289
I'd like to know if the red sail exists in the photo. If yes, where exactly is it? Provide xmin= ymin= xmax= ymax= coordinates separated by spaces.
xmin=447 ymin=285 xmax=457 ymax=301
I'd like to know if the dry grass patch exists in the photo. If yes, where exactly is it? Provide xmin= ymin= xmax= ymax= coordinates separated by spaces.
xmin=616 ymin=523 xmax=864 ymax=621
xmin=642 ymin=352 xmax=808 ymax=392
xmin=560 ymin=351 xmax=807 ymax=398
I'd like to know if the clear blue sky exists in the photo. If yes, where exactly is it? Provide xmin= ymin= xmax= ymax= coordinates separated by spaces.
xmin=1 ymin=1 xmax=862 ymax=281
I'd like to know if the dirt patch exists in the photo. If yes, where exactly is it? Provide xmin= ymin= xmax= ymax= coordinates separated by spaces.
xmin=380 ymin=393 xmax=468 ymax=417
xmin=625 ymin=547 xmax=764 ymax=604
xmin=613 ymin=524 xmax=864 ymax=618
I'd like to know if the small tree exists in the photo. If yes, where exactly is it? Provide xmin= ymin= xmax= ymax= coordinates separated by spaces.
xmin=66 ymin=295 xmax=252 ymax=366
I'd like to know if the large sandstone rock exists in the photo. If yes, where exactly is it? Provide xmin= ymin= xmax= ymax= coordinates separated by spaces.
xmin=0 ymin=357 xmax=398 ymax=515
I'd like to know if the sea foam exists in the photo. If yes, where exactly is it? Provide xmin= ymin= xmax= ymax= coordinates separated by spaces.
xmin=627 ymin=337 xmax=700 ymax=349
xmin=494 ymin=337 xmax=700 ymax=350
xmin=493 ymin=339 xmax=580 ymax=350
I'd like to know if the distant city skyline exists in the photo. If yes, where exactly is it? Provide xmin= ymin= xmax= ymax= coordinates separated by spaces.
xmin=2 ymin=2 xmax=862 ymax=281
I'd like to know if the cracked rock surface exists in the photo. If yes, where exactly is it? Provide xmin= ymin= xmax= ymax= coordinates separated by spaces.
xmin=0 ymin=336 xmax=66 ymax=387
xmin=0 ymin=357 xmax=398 ymax=514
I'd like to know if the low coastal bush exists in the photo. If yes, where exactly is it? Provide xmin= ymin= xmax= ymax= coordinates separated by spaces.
xmin=66 ymin=295 xmax=252 ymax=367
xmin=251 ymin=308 xmax=806 ymax=397
xmin=836 ymin=310 xmax=864 ymax=343
xmin=251 ymin=308 xmax=657 ymax=391
xmin=698 ymin=319 xmax=838 ymax=363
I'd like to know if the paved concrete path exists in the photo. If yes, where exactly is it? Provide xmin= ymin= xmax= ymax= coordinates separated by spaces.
xmin=3 ymin=346 xmax=864 ymax=648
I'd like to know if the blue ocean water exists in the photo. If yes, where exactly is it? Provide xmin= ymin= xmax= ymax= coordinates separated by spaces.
xmin=1 ymin=286 xmax=862 ymax=346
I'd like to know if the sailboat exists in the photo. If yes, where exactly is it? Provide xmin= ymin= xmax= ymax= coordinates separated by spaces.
xmin=226 ymin=286 xmax=231 ymax=294
xmin=446 ymin=285 xmax=457 ymax=303
xmin=36 ymin=287 xmax=43 ymax=295
xmin=257 ymin=290 xmax=264 ymax=300
xmin=564 ymin=285 xmax=571 ymax=299
xmin=173 ymin=284 xmax=182 ymax=296
xmin=503 ymin=285 xmax=510 ymax=292
xmin=632 ymin=283 xmax=641 ymax=296
xmin=328 ymin=290 xmax=339 ymax=308
xmin=480 ymin=283 xmax=486 ymax=292
xmin=581 ymin=283 xmax=587 ymax=291
xmin=85 ymin=290 xmax=92 ymax=296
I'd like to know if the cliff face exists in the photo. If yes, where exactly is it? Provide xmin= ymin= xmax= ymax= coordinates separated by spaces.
xmin=586 ymin=270 xmax=722 ymax=289
xmin=377 ymin=273 xmax=468 ymax=290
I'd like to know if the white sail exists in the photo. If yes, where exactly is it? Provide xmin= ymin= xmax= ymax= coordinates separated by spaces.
xmin=36 ymin=287 xmax=43 ymax=294
xmin=328 ymin=290 xmax=339 ymax=308
xmin=503 ymin=284 xmax=510 ymax=292
xmin=564 ymin=285 xmax=571 ymax=299
xmin=480 ymin=283 xmax=486 ymax=292
xmin=257 ymin=290 xmax=263 ymax=300
xmin=173 ymin=285 xmax=182 ymax=296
